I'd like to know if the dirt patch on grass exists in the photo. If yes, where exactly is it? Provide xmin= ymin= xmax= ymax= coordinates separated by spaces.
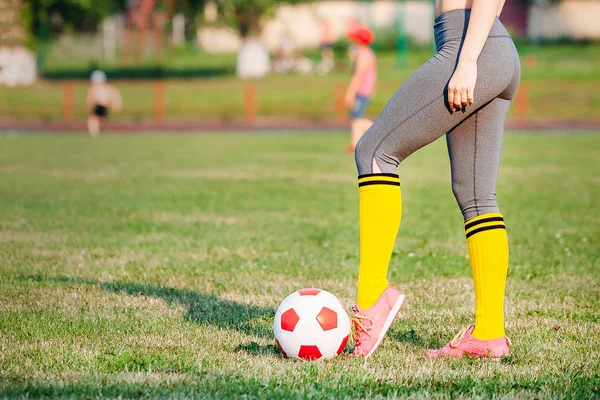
xmin=0 ymin=231 xmax=66 ymax=244
xmin=150 ymin=211 xmax=239 ymax=226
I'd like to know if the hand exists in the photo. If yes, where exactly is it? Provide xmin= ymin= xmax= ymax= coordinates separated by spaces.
xmin=447 ymin=60 xmax=477 ymax=113
xmin=345 ymin=92 xmax=355 ymax=108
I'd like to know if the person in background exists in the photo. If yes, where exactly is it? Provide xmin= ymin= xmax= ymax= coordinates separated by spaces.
xmin=319 ymin=19 xmax=335 ymax=70
xmin=273 ymin=32 xmax=296 ymax=74
xmin=345 ymin=25 xmax=377 ymax=154
xmin=345 ymin=16 xmax=360 ymax=68
xmin=86 ymin=70 xmax=122 ymax=137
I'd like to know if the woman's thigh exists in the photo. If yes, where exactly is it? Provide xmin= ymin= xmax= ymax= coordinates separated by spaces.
xmin=356 ymin=38 xmax=518 ymax=176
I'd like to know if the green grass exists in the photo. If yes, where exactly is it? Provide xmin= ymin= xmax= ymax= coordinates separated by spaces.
xmin=41 ymin=39 xmax=600 ymax=81
xmin=0 ymin=131 xmax=599 ymax=398
xmin=42 ymin=45 xmax=239 ymax=72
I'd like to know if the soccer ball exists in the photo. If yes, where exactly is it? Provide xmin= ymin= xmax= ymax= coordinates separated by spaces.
xmin=273 ymin=288 xmax=350 ymax=360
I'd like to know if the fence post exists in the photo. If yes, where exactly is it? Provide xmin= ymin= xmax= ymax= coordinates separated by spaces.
xmin=153 ymin=81 xmax=165 ymax=122
xmin=516 ymin=82 xmax=529 ymax=126
xmin=63 ymin=82 xmax=75 ymax=122
xmin=334 ymin=85 xmax=346 ymax=122
xmin=244 ymin=83 xmax=256 ymax=124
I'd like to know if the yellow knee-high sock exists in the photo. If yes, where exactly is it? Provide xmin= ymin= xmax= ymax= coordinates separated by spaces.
xmin=356 ymin=173 xmax=401 ymax=310
xmin=465 ymin=213 xmax=509 ymax=340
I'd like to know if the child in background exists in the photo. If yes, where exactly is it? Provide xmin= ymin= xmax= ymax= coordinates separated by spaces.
xmin=86 ymin=70 xmax=122 ymax=136
xmin=319 ymin=19 xmax=335 ymax=70
xmin=345 ymin=25 xmax=376 ymax=154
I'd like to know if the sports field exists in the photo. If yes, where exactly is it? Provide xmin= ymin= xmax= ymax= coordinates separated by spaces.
xmin=0 ymin=132 xmax=598 ymax=398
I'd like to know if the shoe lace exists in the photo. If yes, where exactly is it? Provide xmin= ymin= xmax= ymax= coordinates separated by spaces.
xmin=450 ymin=326 xmax=471 ymax=348
xmin=351 ymin=314 xmax=374 ymax=343
xmin=449 ymin=325 xmax=513 ymax=348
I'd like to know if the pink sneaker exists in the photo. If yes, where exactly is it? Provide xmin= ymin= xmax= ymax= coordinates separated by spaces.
xmin=351 ymin=285 xmax=405 ymax=358
xmin=426 ymin=325 xmax=511 ymax=359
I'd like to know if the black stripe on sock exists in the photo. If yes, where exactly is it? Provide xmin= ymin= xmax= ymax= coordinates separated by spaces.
xmin=358 ymin=180 xmax=401 ymax=188
xmin=466 ymin=224 xmax=506 ymax=239
xmin=464 ymin=216 xmax=504 ymax=231
xmin=358 ymin=173 xmax=400 ymax=180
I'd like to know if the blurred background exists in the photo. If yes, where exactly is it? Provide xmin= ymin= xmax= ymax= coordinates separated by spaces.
xmin=0 ymin=0 xmax=599 ymax=131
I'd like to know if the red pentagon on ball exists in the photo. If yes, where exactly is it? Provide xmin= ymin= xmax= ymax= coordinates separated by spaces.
xmin=337 ymin=335 xmax=349 ymax=355
xmin=298 ymin=288 xmax=321 ymax=296
xmin=280 ymin=308 xmax=300 ymax=331
xmin=298 ymin=345 xmax=322 ymax=360
xmin=315 ymin=306 xmax=337 ymax=331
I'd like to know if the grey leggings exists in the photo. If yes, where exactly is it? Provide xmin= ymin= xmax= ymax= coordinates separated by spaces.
xmin=355 ymin=9 xmax=520 ymax=221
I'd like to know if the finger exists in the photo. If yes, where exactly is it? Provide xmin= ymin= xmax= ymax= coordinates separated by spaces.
xmin=448 ymin=89 xmax=455 ymax=112
xmin=461 ymin=89 xmax=469 ymax=113
xmin=461 ymin=89 xmax=469 ymax=106
xmin=453 ymin=90 xmax=463 ymax=111
xmin=467 ymin=87 xmax=474 ymax=106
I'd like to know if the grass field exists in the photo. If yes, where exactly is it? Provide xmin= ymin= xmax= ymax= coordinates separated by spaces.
xmin=0 ymin=131 xmax=599 ymax=398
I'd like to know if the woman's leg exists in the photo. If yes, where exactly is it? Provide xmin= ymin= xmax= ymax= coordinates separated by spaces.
xmin=351 ymin=32 xmax=518 ymax=357
xmin=351 ymin=53 xmax=487 ymax=356
xmin=354 ymin=47 xmax=494 ymax=310
xmin=424 ymin=97 xmax=512 ymax=359
xmin=446 ymin=97 xmax=511 ymax=340
xmin=354 ymin=26 xmax=520 ymax=305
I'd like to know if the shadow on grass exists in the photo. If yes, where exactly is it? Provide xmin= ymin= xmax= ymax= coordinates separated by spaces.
xmin=25 ymin=275 xmax=274 ymax=339
xmin=388 ymin=328 xmax=425 ymax=348
xmin=234 ymin=341 xmax=281 ymax=357
xmin=388 ymin=327 xmax=449 ymax=350
xmin=234 ymin=341 xmax=354 ymax=357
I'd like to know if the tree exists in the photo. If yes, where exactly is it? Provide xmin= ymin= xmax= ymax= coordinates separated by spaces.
xmin=0 ymin=0 xmax=28 ymax=47
xmin=21 ymin=0 xmax=126 ymax=42
xmin=206 ymin=0 xmax=313 ymax=78
xmin=210 ymin=0 xmax=309 ymax=38
xmin=171 ymin=0 xmax=207 ymax=42
xmin=0 ymin=0 xmax=37 ymax=86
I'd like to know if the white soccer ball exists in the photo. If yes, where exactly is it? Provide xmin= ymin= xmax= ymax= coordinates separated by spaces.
xmin=273 ymin=288 xmax=350 ymax=360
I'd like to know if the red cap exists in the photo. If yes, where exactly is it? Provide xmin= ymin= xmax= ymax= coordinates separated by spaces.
xmin=346 ymin=25 xmax=374 ymax=46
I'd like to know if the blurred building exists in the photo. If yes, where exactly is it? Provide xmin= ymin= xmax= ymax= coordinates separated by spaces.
xmin=198 ymin=0 xmax=600 ymax=54
xmin=0 ymin=0 xmax=36 ymax=86
xmin=528 ymin=0 xmax=600 ymax=40
xmin=198 ymin=1 xmax=435 ymax=53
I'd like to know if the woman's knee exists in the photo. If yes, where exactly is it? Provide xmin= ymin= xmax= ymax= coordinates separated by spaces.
xmin=452 ymin=182 xmax=500 ymax=221
xmin=354 ymin=136 xmax=372 ymax=175
xmin=355 ymin=135 xmax=399 ymax=176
